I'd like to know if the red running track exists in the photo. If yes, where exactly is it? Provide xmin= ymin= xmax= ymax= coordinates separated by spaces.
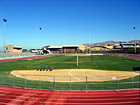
xmin=0 ymin=86 xmax=139 ymax=105
xmin=116 ymin=54 xmax=140 ymax=60
xmin=105 ymin=54 xmax=140 ymax=60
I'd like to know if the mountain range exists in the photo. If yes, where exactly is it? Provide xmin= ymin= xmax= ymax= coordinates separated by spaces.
xmin=84 ymin=40 xmax=140 ymax=47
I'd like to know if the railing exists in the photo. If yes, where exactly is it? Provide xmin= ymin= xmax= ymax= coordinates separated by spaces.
xmin=0 ymin=73 xmax=139 ymax=91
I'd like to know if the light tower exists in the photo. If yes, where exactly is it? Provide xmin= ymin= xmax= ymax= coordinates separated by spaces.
xmin=39 ymin=27 xmax=42 ymax=49
xmin=3 ymin=19 xmax=7 ymax=52
xmin=133 ymin=27 xmax=136 ymax=53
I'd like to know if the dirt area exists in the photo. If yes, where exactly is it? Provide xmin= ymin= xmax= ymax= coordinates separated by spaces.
xmin=11 ymin=69 xmax=139 ymax=82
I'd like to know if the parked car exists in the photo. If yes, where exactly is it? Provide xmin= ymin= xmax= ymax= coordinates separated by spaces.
xmin=29 ymin=49 xmax=38 ymax=53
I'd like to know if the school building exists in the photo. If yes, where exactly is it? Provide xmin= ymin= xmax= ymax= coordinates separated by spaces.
xmin=4 ymin=45 xmax=22 ymax=54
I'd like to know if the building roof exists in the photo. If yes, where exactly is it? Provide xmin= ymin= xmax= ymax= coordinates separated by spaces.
xmin=91 ymin=46 xmax=106 ymax=47
xmin=13 ymin=45 xmax=22 ymax=48
xmin=5 ymin=45 xmax=22 ymax=48
xmin=48 ymin=46 xmax=62 ymax=48
xmin=62 ymin=45 xmax=79 ymax=47
xmin=121 ymin=43 xmax=135 ymax=44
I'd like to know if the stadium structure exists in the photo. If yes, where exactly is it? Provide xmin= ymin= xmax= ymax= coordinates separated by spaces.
xmin=0 ymin=52 xmax=140 ymax=105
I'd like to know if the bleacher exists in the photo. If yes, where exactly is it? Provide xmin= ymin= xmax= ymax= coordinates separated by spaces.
xmin=0 ymin=52 xmax=37 ymax=60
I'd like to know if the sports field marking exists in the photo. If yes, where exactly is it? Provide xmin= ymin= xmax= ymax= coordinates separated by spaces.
xmin=68 ymin=70 xmax=81 ymax=81
xmin=11 ymin=69 xmax=139 ymax=82
xmin=83 ymin=70 xmax=98 ymax=79
xmin=65 ymin=54 xmax=91 ymax=56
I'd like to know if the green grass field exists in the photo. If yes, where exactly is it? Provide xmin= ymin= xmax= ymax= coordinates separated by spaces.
xmin=0 ymin=55 xmax=140 ymax=72
xmin=0 ymin=55 xmax=140 ymax=90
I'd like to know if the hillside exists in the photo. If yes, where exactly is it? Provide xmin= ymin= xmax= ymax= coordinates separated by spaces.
xmin=84 ymin=40 xmax=140 ymax=47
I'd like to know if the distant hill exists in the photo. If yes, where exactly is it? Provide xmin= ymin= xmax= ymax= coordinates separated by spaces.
xmin=84 ymin=40 xmax=140 ymax=47
xmin=128 ymin=40 xmax=140 ymax=43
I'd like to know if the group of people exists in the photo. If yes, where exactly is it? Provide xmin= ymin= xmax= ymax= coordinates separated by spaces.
xmin=37 ymin=64 xmax=53 ymax=71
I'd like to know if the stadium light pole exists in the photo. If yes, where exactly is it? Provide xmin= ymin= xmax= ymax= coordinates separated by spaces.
xmin=133 ymin=27 xmax=136 ymax=53
xmin=65 ymin=35 xmax=66 ymax=56
xmin=3 ymin=19 xmax=7 ymax=52
xmin=39 ymin=27 xmax=42 ymax=49
xmin=89 ymin=34 xmax=91 ymax=55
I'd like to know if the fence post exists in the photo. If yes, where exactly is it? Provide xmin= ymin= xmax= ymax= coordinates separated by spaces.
xmin=54 ymin=76 xmax=55 ymax=90
xmin=132 ymin=75 xmax=134 ymax=88
xmin=1 ymin=73 xmax=3 ymax=86
xmin=118 ymin=76 xmax=119 ymax=89
xmin=86 ymin=76 xmax=87 ymax=91
xmin=13 ymin=75 xmax=14 ymax=87
xmin=39 ymin=76 xmax=41 ymax=89
xmin=70 ymin=77 xmax=71 ymax=90
xmin=25 ymin=75 xmax=26 ymax=88
xmin=102 ymin=76 xmax=103 ymax=90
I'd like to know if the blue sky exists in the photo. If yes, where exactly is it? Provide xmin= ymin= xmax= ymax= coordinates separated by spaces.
xmin=0 ymin=0 xmax=140 ymax=49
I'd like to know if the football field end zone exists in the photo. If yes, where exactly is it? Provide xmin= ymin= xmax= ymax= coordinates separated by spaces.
xmin=11 ymin=69 xmax=139 ymax=82
xmin=0 ymin=86 xmax=139 ymax=105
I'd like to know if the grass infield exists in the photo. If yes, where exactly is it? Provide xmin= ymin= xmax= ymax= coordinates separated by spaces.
xmin=0 ymin=55 xmax=140 ymax=90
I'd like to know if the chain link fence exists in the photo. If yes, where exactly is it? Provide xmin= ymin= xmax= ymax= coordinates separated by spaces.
xmin=0 ymin=73 xmax=139 ymax=91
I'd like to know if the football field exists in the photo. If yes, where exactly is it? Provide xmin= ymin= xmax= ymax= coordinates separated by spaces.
xmin=0 ymin=55 xmax=140 ymax=90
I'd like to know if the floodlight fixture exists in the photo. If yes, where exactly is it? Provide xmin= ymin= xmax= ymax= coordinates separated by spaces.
xmin=3 ymin=19 xmax=7 ymax=22
xmin=133 ymin=27 xmax=136 ymax=29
